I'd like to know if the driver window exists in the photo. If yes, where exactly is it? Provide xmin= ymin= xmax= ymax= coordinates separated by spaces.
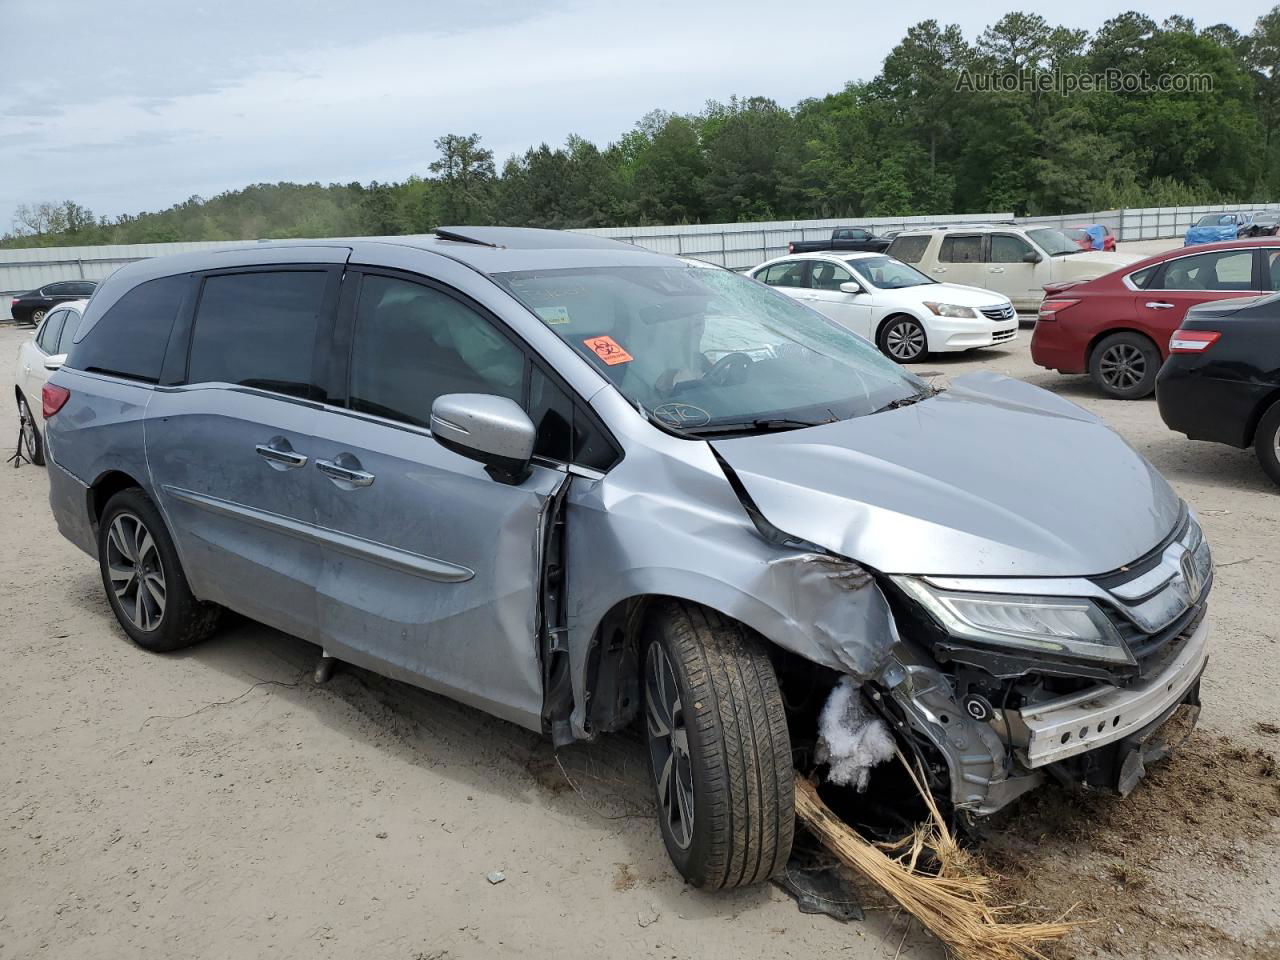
xmin=349 ymin=275 xmax=524 ymax=427
xmin=808 ymin=261 xmax=854 ymax=291
xmin=990 ymin=234 xmax=1033 ymax=263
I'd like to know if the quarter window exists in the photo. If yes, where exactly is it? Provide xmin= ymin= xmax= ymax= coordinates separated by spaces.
xmin=528 ymin=365 xmax=618 ymax=470
xmin=1128 ymin=265 xmax=1159 ymax=290
xmin=1157 ymin=251 xmax=1255 ymax=292
xmin=66 ymin=274 xmax=188 ymax=382
xmin=55 ymin=310 xmax=82 ymax=353
xmin=887 ymin=235 xmax=929 ymax=264
xmin=348 ymin=275 xmax=524 ymax=428
xmin=188 ymin=271 xmax=329 ymax=398
xmin=989 ymin=234 xmax=1034 ymax=263
xmin=940 ymin=235 xmax=982 ymax=263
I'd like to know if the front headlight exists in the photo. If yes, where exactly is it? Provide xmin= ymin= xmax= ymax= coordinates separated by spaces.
xmin=894 ymin=577 xmax=1134 ymax=665
xmin=923 ymin=302 xmax=978 ymax=319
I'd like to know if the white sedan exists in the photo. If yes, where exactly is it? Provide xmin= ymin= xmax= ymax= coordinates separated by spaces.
xmin=749 ymin=252 xmax=1018 ymax=362
xmin=12 ymin=299 xmax=87 ymax=465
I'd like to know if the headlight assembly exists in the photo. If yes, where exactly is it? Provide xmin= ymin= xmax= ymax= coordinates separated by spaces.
xmin=923 ymin=302 xmax=978 ymax=319
xmin=893 ymin=576 xmax=1135 ymax=665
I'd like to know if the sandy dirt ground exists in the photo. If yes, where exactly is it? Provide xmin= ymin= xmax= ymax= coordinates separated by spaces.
xmin=1 ymin=316 xmax=1277 ymax=960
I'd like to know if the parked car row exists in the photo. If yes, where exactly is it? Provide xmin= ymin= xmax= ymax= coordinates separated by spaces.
xmin=1184 ymin=210 xmax=1280 ymax=246
xmin=14 ymin=227 xmax=1216 ymax=893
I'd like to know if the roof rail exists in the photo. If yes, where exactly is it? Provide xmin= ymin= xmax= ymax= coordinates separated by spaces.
xmin=434 ymin=226 xmax=640 ymax=251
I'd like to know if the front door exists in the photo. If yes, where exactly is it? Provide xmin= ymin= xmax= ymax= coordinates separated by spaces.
xmin=310 ymin=270 xmax=565 ymax=729
xmin=146 ymin=266 xmax=341 ymax=642
xmin=804 ymin=260 xmax=875 ymax=338
xmin=986 ymin=233 xmax=1041 ymax=309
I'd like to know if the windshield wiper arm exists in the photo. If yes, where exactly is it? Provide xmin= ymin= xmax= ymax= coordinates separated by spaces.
xmin=684 ymin=417 xmax=830 ymax=437
xmin=872 ymin=387 xmax=939 ymax=414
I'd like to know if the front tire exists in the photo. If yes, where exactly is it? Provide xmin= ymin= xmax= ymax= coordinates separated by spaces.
xmin=1255 ymin=400 xmax=1280 ymax=489
xmin=97 ymin=488 xmax=221 ymax=652
xmin=1090 ymin=331 xmax=1161 ymax=399
xmin=17 ymin=394 xmax=44 ymax=466
xmin=642 ymin=601 xmax=793 ymax=889
xmin=878 ymin=315 xmax=928 ymax=363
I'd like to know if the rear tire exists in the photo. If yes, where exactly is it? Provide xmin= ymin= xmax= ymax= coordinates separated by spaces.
xmin=878 ymin=315 xmax=928 ymax=363
xmin=642 ymin=600 xmax=793 ymax=889
xmin=17 ymin=394 xmax=44 ymax=466
xmin=97 ymin=488 xmax=221 ymax=652
xmin=1089 ymin=331 xmax=1161 ymax=399
xmin=30 ymin=308 xmax=46 ymax=326
xmin=1255 ymin=400 xmax=1280 ymax=489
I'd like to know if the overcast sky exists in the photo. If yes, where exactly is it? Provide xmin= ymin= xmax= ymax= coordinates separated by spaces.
xmin=0 ymin=0 xmax=1271 ymax=225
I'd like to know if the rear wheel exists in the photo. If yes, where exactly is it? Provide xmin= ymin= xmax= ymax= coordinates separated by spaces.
xmin=30 ymin=307 xmax=46 ymax=326
xmin=1089 ymin=331 xmax=1160 ymax=399
xmin=97 ymin=488 xmax=221 ymax=652
xmin=878 ymin=315 xmax=928 ymax=363
xmin=642 ymin=600 xmax=793 ymax=889
xmin=16 ymin=394 xmax=44 ymax=466
xmin=1255 ymin=400 xmax=1280 ymax=488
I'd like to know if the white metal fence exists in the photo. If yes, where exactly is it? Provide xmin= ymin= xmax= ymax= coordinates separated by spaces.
xmin=4 ymin=202 xmax=1279 ymax=321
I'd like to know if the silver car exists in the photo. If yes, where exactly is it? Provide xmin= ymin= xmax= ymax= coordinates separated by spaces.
xmin=44 ymin=228 xmax=1212 ymax=889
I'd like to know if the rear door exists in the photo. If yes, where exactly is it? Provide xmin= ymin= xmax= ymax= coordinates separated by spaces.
xmin=1134 ymin=248 xmax=1264 ymax=355
xmin=308 ymin=268 xmax=569 ymax=729
xmin=754 ymin=259 xmax=811 ymax=302
xmin=22 ymin=309 xmax=67 ymax=409
xmin=930 ymin=233 xmax=985 ymax=289
xmin=145 ymin=264 xmax=342 ymax=642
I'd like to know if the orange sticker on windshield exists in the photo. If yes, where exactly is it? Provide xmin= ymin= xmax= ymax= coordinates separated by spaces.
xmin=583 ymin=335 xmax=633 ymax=365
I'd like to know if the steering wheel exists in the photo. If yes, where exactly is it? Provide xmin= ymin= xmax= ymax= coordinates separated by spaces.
xmin=704 ymin=351 xmax=753 ymax=387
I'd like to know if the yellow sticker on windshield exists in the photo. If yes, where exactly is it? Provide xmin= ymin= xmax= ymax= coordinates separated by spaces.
xmin=535 ymin=305 xmax=571 ymax=325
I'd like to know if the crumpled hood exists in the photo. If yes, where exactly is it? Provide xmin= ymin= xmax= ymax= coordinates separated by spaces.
xmin=710 ymin=372 xmax=1181 ymax=577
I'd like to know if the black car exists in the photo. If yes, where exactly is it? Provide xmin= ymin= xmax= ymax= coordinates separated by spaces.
xmin=9 ymin=280 xmax=98 ymax=325
xmin=1156 ymin=291 xmax=1280 ymax=488
xmin=1244 ymin=211 xmax=1280 ymax=237
xmin=786 ymin=227 xmax=892 ymax=255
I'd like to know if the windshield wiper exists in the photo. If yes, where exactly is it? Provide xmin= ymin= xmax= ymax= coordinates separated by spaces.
xmin=871 ymin=387 xmax=939 ymax=414
xmin=684 ymin=417 xmax=831 ymax=437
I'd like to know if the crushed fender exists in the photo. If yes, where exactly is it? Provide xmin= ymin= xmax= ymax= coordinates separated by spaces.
xmin=816 ymin=677 xmax=896 ymax=790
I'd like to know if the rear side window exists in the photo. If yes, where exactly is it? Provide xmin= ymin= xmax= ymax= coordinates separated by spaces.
xmin=1128 ymin=265 xmax=1159 ymax=289
xmin=1157 ymin=250 xmax=1255 ymax=292
xmin=348 ymin=274 xmax=524 ymax=427
xmin=37 ymin=310 xmax=67 ymax=352
xmin=758 ymin=261 xmax=808 ymax=287
xmin=188 ymin=271 xmax=328 ymax=399
xmin=69 ymin=281 xmax=96 ymax=297
xmin=1266 ymin=250 xmax=1280 ymax=290
xmin=940 ymin=235 xmax=983 ymax=263
xmin=55 ymin=311 xmax=82 ymax=353
xmin=67 ymin=274 xmax=186 ymax=382
xmin=887 ymin=235 xmax=929 ymax=264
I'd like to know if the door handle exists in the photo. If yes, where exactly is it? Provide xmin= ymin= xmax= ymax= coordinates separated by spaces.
xmin=932 ymin=268 xmax=946 ymax=274
xmin=255 ymin=439 xmax=307 ymax=469
xmin=1145 ymin=301 xmax=1175 ymax=310
xmin=989 ymin=266 xmax=1005 ymax=273
xmin=317 ymin=457 xmax=375 ymax=488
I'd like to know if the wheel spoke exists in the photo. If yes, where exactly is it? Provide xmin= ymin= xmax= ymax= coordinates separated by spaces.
xmin=144 ymin=573 xmax=166 ymax=615
xmin=109 ymin=518 xmax=135 ymax=562
xmin=108 ymin=563 xmax=135 ymax=596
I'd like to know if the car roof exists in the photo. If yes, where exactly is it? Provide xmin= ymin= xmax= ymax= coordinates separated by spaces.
xmin=753 ymin=251 xmax=885 ymax=269
xmin=892 ymin=223 xmax=1034 ymax=235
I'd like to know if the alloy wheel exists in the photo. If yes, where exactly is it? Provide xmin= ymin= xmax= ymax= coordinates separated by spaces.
xmin=885 ymin=320 xmax=926 ymax=361
xmin=645 ymin=641 xmax=695 ymax=850
xmin=105 ymin=512 xmax=167 ymax=632
xmin=31 ymin=308 xmax=46 ymax=325
xmin=18 ymin=398 xmax=37 ymax=461
xmin=1099 ymin=343 xmax=1147 ymax=390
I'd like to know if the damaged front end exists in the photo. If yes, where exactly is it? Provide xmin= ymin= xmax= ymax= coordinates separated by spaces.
xmin=857 ymin=511 xmax=1213 ymax=816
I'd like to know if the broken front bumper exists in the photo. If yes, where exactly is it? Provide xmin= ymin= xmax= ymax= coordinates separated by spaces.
xmin=1012 ymin=613 xmax=1210 ymax=768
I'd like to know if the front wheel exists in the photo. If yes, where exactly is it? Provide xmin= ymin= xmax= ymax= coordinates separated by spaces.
xmin=17 ymin=394 xmax=44 ymax=466
xmin=878 ymin=316 xmax=928 ymax=363
xmin=642 ymin=601 xmax=793 ymax=889
xmin=1255 ymin=400 xmax=1280 ymax=489
xmin=1090 ymin=331 xmax=1160 ymax=399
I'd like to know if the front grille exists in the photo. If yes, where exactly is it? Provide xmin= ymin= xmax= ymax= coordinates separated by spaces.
xmin=992 ymin=329 xmax=1017 ymax=343
xmin=1111 ymin=601 xmax=1206 ymax=678
xmin=980 ymin=304 xmax=1016 ymax=321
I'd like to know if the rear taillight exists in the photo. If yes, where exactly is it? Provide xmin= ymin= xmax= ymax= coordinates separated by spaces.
xmin=42 ymin=383 xmax=70 ymax=418
xmin=1037 ymin=298 xmax=1080 ymax=321
xmin=787 ymin=243 xmax=795 ymax=254
xmin=1169 ymin=330 xmax=1221 ymax=354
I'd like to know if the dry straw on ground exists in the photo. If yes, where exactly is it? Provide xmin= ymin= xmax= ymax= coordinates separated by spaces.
xmin=794 ymin=754 xmax=1073 ymax=960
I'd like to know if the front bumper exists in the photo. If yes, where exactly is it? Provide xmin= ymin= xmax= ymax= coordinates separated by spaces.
xmin=1012 ymin=613 xmax=1209 ymax=768
xmin=928 ymin=318 xmax=1019 ymax=353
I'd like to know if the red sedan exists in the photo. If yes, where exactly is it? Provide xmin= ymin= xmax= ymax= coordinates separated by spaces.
xmin=1031 ymin=238 xmax=1280 ymax=398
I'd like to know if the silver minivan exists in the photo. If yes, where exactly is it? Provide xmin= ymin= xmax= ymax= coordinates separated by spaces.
xmin=44 ymin=228 xmax=1212 ymax=889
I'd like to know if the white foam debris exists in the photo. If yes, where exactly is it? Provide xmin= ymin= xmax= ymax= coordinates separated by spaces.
xmin=816 ymin=677 xmax=897 ymax=791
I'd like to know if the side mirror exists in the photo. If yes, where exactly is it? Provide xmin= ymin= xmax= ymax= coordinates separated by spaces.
xmin=839 ymin=281 xmax=864 ymax=295
xmin=430 ymin=393 xmax=536 ymax=485
xmin=44 ymin=354 xmax=67 ymax=372
xmin=1022 ymin=252 xmax=1042 ymax=264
